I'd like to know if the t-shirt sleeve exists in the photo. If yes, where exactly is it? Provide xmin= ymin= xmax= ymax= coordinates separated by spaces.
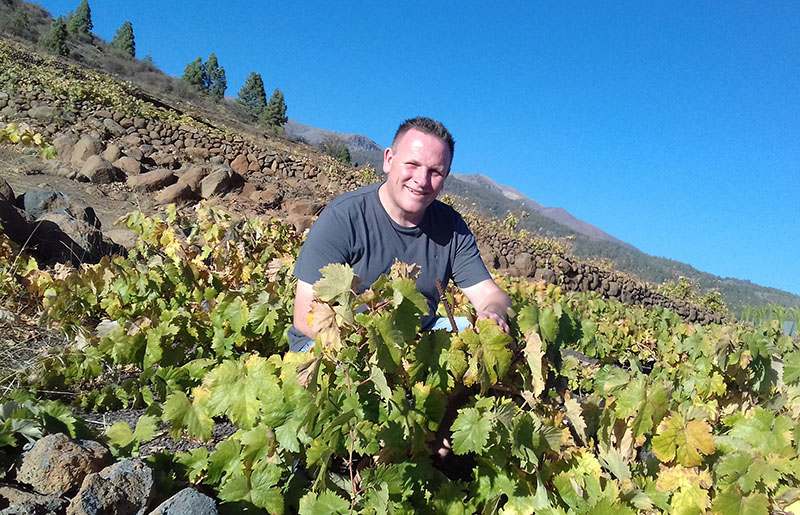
xmin=293 ymin=204 xmax=352 ymax=284
xmin=450 ymin=213 xmax=492 ymax=289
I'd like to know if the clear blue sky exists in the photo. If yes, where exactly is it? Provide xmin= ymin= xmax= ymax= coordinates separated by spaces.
xmin=39 ymin=1 xmax=800 ymax=296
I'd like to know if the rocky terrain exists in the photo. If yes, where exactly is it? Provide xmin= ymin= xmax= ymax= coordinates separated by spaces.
xmin=1 ymin=433 xmax=218 ymax=514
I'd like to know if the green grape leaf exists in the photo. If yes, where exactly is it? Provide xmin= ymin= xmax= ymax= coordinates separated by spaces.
xmin=538 ymin=306 xmax=560 ymax=343
xmin=516 ymin=304 xmax=539 ymax=337
xmin=652 ymin=414 xmax=715 ymax=467
xmin=249 ymin=292 xmax=279 ymax=335
xmin=105 ymin=421 xmax=135 ymax=449
xmin=133 ymin=415 xmax=158 ymax=444
xmin=217 ymin=469 xmax=250 ymax=503
xmin=391 ymin=277 xmax=429 ymax=314
xmin=275 ymin=418 xmax=302 ymax=453
xmin=370 ymin=365 xmax=392 ymax=402
xmin=712 ymin=486 xmax=768 ymax=515
xmin=162 ymin=389 xmax=213 ymax=441
xmin=204 ymin=355 xmax=281 ymax=429
xmin=599 ymin=445 xmax=631 ymax=483
xmin=207 ymin=438 xmax=242 ymax=485
xmin=315 ymin=263 xmax=358 ymax=303
xmin=451 ymin=407 xmax=493 ymax=455
xmin=250 ymin=462 xmax=284 ymax=513
xmin=474 ymin=319 xmax=513 ymax=387
xmin=299 ymin=490 xmax=350 ymax=515
xmin=176 ymin=447 xmax=209 ymax=483
xmin=783 ymin=351 xmax=800 ymax=385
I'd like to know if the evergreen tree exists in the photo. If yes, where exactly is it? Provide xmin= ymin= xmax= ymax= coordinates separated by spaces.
xmin=67 ymin=0 xmax=92 ymax=36
xmin=205 ymin=53 xmax=227 ymax=100
xmin=261 ymin=88 xmax=288 ymax=131
xmin=182 ymin=57 xmax=207 ymax=92
xmin=320 ymin=136 xmax=351 ymax=164
xmin=237 ymin=72 xmax=267 ymax=118
xmin=110 ymin=21 xmax=135 ymax=58
xmin=40 ymin=17 xmax=69 ymax=57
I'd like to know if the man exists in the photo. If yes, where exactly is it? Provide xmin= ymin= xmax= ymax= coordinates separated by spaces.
xmin=288 ymin=117 xmax=511 ymax=352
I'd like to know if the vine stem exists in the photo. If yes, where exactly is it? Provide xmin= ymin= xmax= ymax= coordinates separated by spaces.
xmin=435 ymin=279 xmax=459 ymax=333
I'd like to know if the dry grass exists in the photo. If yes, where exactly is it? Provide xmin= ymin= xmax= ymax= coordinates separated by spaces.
xmin=0 ymin=306 xmax=66 ymax=398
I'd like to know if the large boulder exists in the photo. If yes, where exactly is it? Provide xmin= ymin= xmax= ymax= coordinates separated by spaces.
xmin=67 ymin=459 xmax=154 ymax=515
xmin=79 ymin=155 xmax=124 ymax=184
xmin=19 ymin=190 xmax=98 ymax=227
xmin=70 ymin=135 xmax=102 ymax=168
xmin=199 ymin=167 xmax=233 ymax=199
xmin=229 ymin=154 xmax=249 ymax=175
xmin=176 ymin=165 xmax=209 ymax=192
xmin=155 ymin=182 xmax=196 ymax=206
xmin=114 ymin=156 xmax=141 ymax=176
xmin=127 ymin=169 xmax=177 ymax=192
xmin=0 ymin=198 xmax=31 ymax=244
xmin=16 ymin=434 xmax=110 ymax=497
xmin=147 ymin=488 xmax=217 ymax=515
xmin=28 ymin=105 xmax=57 ymax=123
xmin=0 ymin=485 xmax=67 ymax=515
xmin=32 ymin=212 xmax=121 ymax=265
xmin=101 ymin=144 xmax=122 ymax=163
xmin=103 ymin=118 xmax=125 ymax=137
xmin=284 ymin=198 xmax=321 ymax=217
xmin=53 ymin=132 xmax=78 ymax=161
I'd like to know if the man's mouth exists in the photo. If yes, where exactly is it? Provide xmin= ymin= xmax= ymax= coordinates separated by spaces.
xmin=405 ymin=185 xmax=429 ymax=197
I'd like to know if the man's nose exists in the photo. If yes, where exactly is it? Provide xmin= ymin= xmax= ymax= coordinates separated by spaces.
xmin=414 ymin=167 xmax=432 ymax=188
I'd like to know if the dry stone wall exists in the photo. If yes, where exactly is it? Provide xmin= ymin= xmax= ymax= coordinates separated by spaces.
xmin=469 ymin=215 xmax=725 ymax=324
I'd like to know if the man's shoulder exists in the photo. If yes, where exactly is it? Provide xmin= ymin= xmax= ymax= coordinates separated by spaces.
xmin=327 ymin=182 xmax=381 ymax=212
xmin=427 ymin=198 xmax=466 ymax=225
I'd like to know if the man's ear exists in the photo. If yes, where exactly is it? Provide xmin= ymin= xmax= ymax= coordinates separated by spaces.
xmin=383 ymin=147 xmax=393 ymax=175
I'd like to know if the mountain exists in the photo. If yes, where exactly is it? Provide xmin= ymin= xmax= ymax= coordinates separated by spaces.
xmin=455 ymin=173 xmax=627 ymax=244
xmin=284 ymin=121 xmax=383 ymax=169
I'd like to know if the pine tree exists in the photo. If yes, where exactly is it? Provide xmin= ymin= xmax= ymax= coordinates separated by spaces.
xmin=261 ymin=88 xmax=288 ymax=132
xmin=110 ymin=21 xmax=135 ymax=58
xmin=182 ymin=57 xmax=207 ymax=92
xmin=67 ymin=0 xmax=92 ymax=36
xmin=205 ymin=53 xmax=227 ymax=100
xmin=320 ymin=136 xmax=351 ymax=164
xmin=237 ymin=72 xmax=267 ymax=118
xmin=40 ymin=17 xmax=69 ymax=57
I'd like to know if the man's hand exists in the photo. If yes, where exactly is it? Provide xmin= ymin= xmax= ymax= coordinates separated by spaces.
xmin=476 ymin=307 xmax=510 ymax=333
xmin=462 ymin=279 xmax=512 ymax=333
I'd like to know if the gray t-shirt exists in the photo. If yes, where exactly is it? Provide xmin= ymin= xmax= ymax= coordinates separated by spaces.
xmin=291 ymin=182 xmax=490 ymax=346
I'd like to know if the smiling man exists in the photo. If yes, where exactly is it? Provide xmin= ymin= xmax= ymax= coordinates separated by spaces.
xmin=288 ymin=117 xmax=511 ymax=352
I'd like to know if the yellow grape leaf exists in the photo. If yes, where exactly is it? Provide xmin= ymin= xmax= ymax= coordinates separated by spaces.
xmin=308 ymin=302 xmax=340 ymax=353
xmin=652 ymin=413 xmax=715 ymax=467
xmin=564 ymin=394 xmax=587 ymax=445
xmin=656 ymin=465 xmax=712 ymax=515
xmin=523 ymin=330 xmax=546 ymax=398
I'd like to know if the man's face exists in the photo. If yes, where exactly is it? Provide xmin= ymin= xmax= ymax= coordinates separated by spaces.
xmin=381 ymin=128 xmax=451 ymax=225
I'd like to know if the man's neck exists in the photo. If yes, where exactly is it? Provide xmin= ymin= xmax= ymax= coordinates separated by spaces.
xmin=377 ymin=183 xmax=424 ymax=227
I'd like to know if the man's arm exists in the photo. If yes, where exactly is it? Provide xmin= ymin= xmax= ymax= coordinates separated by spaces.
xmin=292 ymin=280 xmax=317 ymax=339
xmin=461 ymin=278 xmax=512 ymax=333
